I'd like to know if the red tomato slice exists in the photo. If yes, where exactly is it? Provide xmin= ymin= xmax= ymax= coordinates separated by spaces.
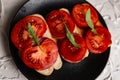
xmin=86 ymin=26 xmax=111 ymax=54
xmin=60 ymin=34 xmax=87 ymax=63
xmin=46 ymin=9 xmax=75 ymax=39
xmin=11 ymin=16 xmax=47 ymax=49
xmin=21 ymin=38 xmax=58 ymax=70
xmin=72 ymin=4 xmax=98 ymax=27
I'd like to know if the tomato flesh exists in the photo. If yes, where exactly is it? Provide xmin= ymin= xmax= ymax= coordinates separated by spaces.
xmin=47 ymin=10 xmax=75 ymax=39
xmin=60 ymin=34 xmax=87 ymax=63
xmin=86 ymin=26 xmax=111 ymax=54
xmin=22 ymin=38 xmax=58 ymax=70
xmin=72 ymin=4 xmax=98 ymax=27
xmin=11 ymin=16 xmax=47 ymax=49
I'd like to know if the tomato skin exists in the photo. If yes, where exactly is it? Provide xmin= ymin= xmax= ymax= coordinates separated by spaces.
xmin=72 ymin=4 xmax=98 ymax=28
xmin=86 ymin=26 xmax=111 ymax=54
xmin=46 ymin=9 xmax=75 ymax=39
xmin=60 ymin=34 xmax=87 ymax=63
xmin=21 ymin=38 xmax=58 ymax=70
xmin=11 ymin=15 xmax=47 ymax=50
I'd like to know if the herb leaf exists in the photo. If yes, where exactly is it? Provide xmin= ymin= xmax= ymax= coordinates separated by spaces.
xmin=86 ymin=8 xmax=97 ymax=34
xmin=64 ymin=23 xmax=80 ymax=48
xmin=28 ymin=23 xmax=40 ymax=46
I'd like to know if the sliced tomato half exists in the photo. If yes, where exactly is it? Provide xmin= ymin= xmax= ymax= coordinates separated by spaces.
xmin=21 ymin=38 xmax=58 ymax=70
xmin=60 ymin=34 xmax=87 ymax=63
xmin=46 ymin=9 xmax=75 ymax=39
xmin=11 ymin=15 xmax=47 ymax=49
xmin=86 ymin=26 xmax=111 ymax=54
xmin=72 ymin=4 xmax=98 ymax=28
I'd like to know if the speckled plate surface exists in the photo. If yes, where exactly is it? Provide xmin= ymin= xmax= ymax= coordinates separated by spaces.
xmin=9 ymin=0 xmax=111 ymax=80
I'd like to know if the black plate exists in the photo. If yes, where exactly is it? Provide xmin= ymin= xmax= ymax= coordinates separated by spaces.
xmin=9 ymin=0 xmax=111 ymax=80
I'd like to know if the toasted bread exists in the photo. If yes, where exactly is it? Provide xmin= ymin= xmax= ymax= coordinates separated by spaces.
xmin=32 ymin=14 xmax=62 ymax=76
xmin=36 ymin=66 xmax=54 ymax=76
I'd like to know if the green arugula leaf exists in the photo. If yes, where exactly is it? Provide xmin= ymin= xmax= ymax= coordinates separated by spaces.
xmin=28 ymin=23 xmax=40 ymax=46
xmin=86 ymin=8 xmax=97 ymax=34
xmin=64 ymin=23 xmax=80 ymax=48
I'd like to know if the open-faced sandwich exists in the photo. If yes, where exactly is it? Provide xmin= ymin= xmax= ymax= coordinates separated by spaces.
xmin=46 ymin=8 xmax=89 ymax=63
xmin=11 ymin=14 xmax=62 ymax=76
xmin=71 ymin=3 xmax=112 ymax=54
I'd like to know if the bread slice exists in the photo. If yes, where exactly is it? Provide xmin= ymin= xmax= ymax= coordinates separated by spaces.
xmin=53 ymin=54 xmax=62 ymax=70
xmin=32 ymin=14 xmax=62 ymax=76
xmin=60 ymin=8 xmax=89 ymax=58
xmin=36 ymin=66 xmax=54 ymax=76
